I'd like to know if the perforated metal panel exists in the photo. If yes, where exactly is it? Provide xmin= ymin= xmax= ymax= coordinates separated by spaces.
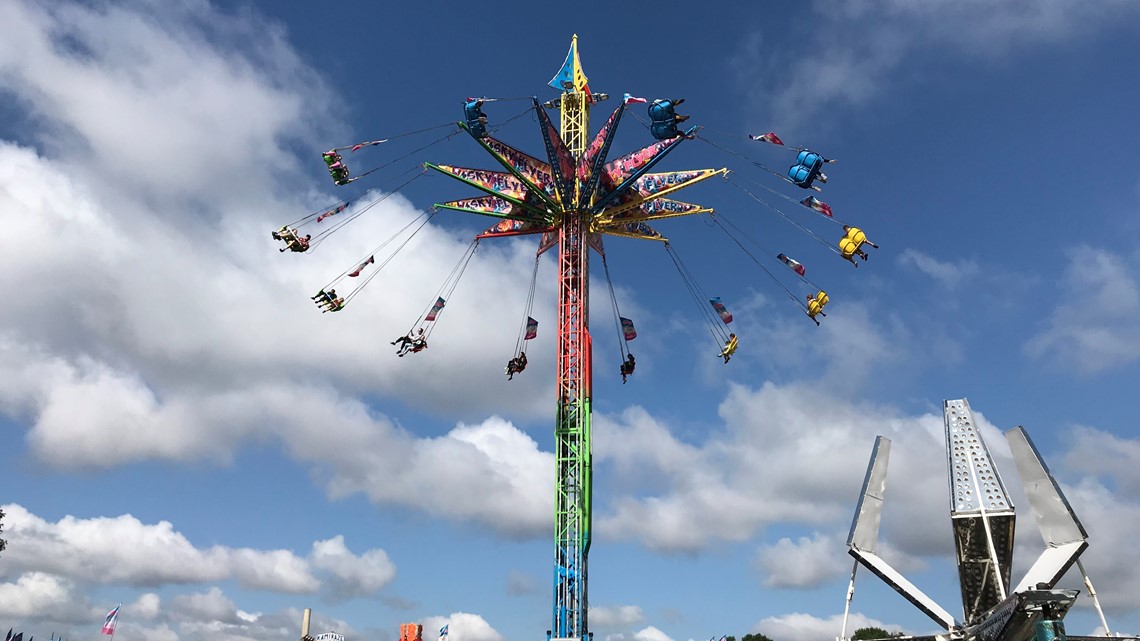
xmin=944 ymin=399 xmax=1016 ymax=625
xmin=945 ymin=399 xmax=1013 ymax=514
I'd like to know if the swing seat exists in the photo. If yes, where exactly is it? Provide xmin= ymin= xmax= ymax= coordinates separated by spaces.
xmin=464 ymin=100 xmax=487 ymax=138
xmin=788 ymin=153 xmax=824 ymax=189
xmin=648 ymin=100 xmax=677 ymax=123
xmin=651 ymin=121 xmax=679 ymax=141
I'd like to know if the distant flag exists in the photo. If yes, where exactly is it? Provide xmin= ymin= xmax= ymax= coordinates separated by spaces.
xmin=719 ymin=636 xmax=728 ymax=641
xmin=424 ymin=297 xmax=446 ymax=322
xmin=777 ymin=253 xmax=806 ymax=276
xmin=350 ymin=139 xmax=388 ymax=152
xmin=6 ymin=628 xmax=12 ymax=641
xmin=623 ymin=93 xmax=648 ymax=104
xmin=524 ymin=316 xmax=539 ymax=340
xmin=620 ymin=317 xmax=637 ymax=341
xmin=11 ymin=634 xmax=21 ymax=641
xmin=316 ymin=202 xmax=349 ymax=222
xmin=709 ymin=297 xmax=733 ymax=324
xmin=748 ymin=131 xmax=784 ymax=145
xmin=439 ymin=625 xmax=449 ymax=641
xmin=347 ymin=255 xmax=375 ymax=277
xmin=102 ymin=604 xmax=121 ymax=636
xmin=800 ymin=195 xmax=833 ymax=217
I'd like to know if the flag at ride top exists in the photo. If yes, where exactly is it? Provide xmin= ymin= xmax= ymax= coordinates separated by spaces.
xmin=709 ymin=297 xmax=733 ymax=324
xmin=623 ymin=93 xmax=648 ymax=104
xmin=748 ymin=131 xmax=784 ymax=145
xmin=102 ymin=604 xmax=121 ymax=635
xmin=777 ymin=253 xmax=806 ymax=276
xmin=424 ymin=297 xmax=446 ymax=322
xmin=438 ymin=625 xmax=449 ymax=641
xmin=800 ymin=195 xmax=833 ymax=217
xmin=348 ymin=255 xmax=375 ymax=277
xmin=620 ymin=317 xmax=637 ymax=341
xmin=350 ymin=139 xmax=387 ymax=152
xmin=524 ymin=317 xmax=538 ymax=340
xmin=317 ymin=202 xmax=348 ymax=222
xmin=548 ymin=34 xmax=591 ymax=96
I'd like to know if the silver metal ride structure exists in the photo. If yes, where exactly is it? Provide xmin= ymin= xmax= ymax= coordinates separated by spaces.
xmin=839 ymin=398 xmax=1133 ymax=641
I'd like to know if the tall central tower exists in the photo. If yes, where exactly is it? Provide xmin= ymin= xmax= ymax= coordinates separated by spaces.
xmin=550 ymin=37 xmax=593 ymax=641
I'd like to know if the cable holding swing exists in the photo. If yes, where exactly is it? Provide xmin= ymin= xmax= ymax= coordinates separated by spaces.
xmin=601 ymin=254 xmax=638 ymax=384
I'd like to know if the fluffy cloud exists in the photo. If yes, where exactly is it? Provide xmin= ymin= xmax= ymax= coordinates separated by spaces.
xmin=505 ymin=570 xmax=541 ymax=596
xmin=420 ymin=613 xmax=504 ymax=641
xmin=754 ymin=612 xmax=900 ymax=641
xmin=633 ymin=626 xmax=676 ymax=641
xmin=0 ymin=580 xmax=361 ymax=641
xmin=0 ymin=504 xmax=393 ymax=600
xmin=755 ymin=532 xmax=847 ymax=589
xmin=310 ymin=535 xmax=396 ymax=602
xmin=896 ymin=249 xmax=980 ymax=289
xmin=733 ymin=0 xmax=1140 ymax=129
xmin=0 ymin=573 xmax=85 ymax=620
xmin=0 ymin=0 xmax=558 ymax=537
xmin=593 ymin=384 xmax=951 ymax=554
xmin=1025 ymin=246 xmax=1140 ymax=373
xmin=591 ymin=605 xmax=647 ymax=628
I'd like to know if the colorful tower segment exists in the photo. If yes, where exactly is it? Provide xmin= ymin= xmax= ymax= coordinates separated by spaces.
xmin=552 ymin=73 xmax=592 ymax=641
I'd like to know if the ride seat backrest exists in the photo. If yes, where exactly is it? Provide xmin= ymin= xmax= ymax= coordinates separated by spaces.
xmin=839 ymin=237 xmax=857 ymax=256
xmin=788 ymin=164 xmax=813 ymax=185
xmin=816 ymin=291 xmax=830 ymax=307
xmin=648 ymin=101 xmax=676 ymax=123
xmin=651 ymin=121 xmax=678 ymax=141
xmin=846 ymin=229 xmax=866 ymax=246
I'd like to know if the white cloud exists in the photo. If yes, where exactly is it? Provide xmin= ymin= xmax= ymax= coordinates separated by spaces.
xmin=633 ymin=626 xmax=676 ymax=641
xmin=593 ymin=384 xmax=951 ymax=554
xmin=421 ymin=613 xmax=504 ymax=641
xmin=1061 ymin=426 xmax=1140 ymax=495
xmin=0 ymin=0 xmax=559 ymax=537
xmin=591 ymin=605 xmax=647 ymax=628
xmin=0 ymin=572 xmax=81 ymax=619
xmin=505 ymin=570 xmax=540 ymax=596
xmin=310 ymin=535 xmax=396 ymax=602
xmin=733 ymin=0 xmax=1140 ymax=129
xmin=0 ymin=504 xmax=394 ymax=600
xmin=1025 ymin=246 xmax=1140 ymax=372
xmin=755 ymin=532 xmax=847 ymax=588
xmin=754 ymin=612 xmax=901 ymax=641
xmin=896 ymin=249 xmax=979 ymax=288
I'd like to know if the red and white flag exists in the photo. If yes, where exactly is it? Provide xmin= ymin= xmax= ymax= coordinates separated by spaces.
xmin=800 ymin=195 xmax=833 ymax=217
xmin=777 ymin=253 xmax=806 ymax=276
xmin=748 ymin=131 xmax=784 ymax=145
xmin=623 ymin=93 xmax=648 ymax=104
xmin=347 ymin=255 xmax=375 ymax=277
xmin=317 ymin=203 xmax=349 ymax=223
xmin=102 ymin=604 xmax=121 ymax=636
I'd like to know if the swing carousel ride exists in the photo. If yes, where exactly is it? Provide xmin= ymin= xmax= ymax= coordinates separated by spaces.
xmin=270 ymin=36 xmax=881 ymax=641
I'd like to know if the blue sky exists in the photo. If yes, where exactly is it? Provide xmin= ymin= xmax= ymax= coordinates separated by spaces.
xmin=1 ymin=2 xmax=1139 ymax=641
